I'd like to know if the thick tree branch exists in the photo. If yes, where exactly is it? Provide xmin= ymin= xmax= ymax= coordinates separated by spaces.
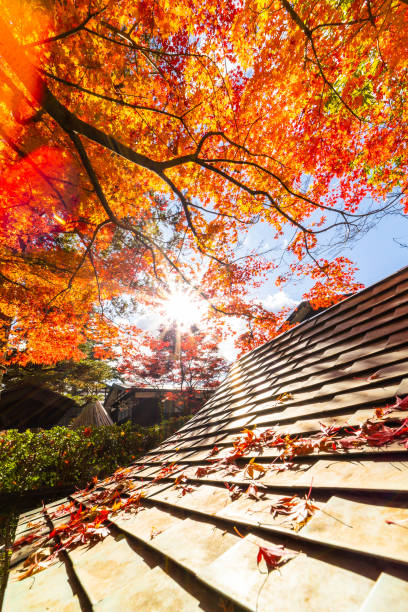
xmin=0 ymin=13 xmax=369 ymax=274
xmin=0 ymin=18 xmax=166 ymax=176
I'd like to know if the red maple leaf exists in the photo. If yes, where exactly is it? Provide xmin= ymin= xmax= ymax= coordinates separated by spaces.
xmin=207 ymin=445 xmax=219 ymax=457
xmin=12 ymin=533 xmax=38 ymax=550
xmin=391 ymin=396 xmax=408 ymax=411
xmin=270 ymin=485 xmax=318 ymax=531
xmin=195 ymin=465 xmax=214 ymax=478
xmin=246 ymin=482 xmax=267 ymax=500
xmin=364 ymin=419 xmax=408 ymax=446
xmin=224 ymin=482 xmax=243 ymax=500
xmin=257 ymin=544 xmax=289 ymax=571
xmin=337 ymin=434 xmax=363 ymax=449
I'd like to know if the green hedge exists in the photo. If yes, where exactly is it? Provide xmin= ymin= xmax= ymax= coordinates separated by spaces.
xmin=0 ymin=416 xmax=191 ymax=494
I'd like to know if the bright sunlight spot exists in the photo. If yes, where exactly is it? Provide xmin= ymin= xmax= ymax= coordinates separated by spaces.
xmin=162 ymin=288 xmax=207 ymax=328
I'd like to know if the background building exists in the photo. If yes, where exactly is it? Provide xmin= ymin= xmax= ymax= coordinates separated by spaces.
xmin=104 ymin=383 xmax=211 ymax=427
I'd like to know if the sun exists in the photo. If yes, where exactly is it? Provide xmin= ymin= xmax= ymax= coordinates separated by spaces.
xmin=162 ymin=288 xmax=206 ymax=328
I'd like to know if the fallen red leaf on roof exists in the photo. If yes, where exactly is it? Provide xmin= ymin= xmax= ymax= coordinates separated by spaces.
xmin=257 ymin=544 xmax=290 ymax=572
xmin=207 ymin=445 xmax=219 ymax=457
xmin=12 ymin=533 xmax=39 ymax=550
xmin=246 ymin=482 xmax=267 ymax=500
xmin=270 ymin=490 xmax=318 ymax=531
xmin=364 ymin=419 xmax=408 ymax=447
xmin=174 ymin=474 xmax=196 ymax=496
xmin=391 ymin=396 xmax=408 ymax=410
xmin=195 ymin=465 xmax=214 ymax=478
xmin=224 ymin=482 xmax=243 ymax=500
xmin=245 ymin=457 xmax=267 ymax=479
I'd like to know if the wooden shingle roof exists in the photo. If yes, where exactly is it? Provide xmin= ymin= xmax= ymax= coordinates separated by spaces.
xmin=3 ymin=266 xmax=408 ymax=611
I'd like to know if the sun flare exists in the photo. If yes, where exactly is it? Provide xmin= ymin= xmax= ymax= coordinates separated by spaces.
xmin=162 ymin=289 xmax=206 ymax=328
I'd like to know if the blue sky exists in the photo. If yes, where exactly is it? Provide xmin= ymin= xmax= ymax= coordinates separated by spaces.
xmin=216 ymin=211 xmax=408 ymax=361
xmin=346 ymin=214 xmax=408 ymax=287
xmin=250 ymin=211 xmax=408 ymax=306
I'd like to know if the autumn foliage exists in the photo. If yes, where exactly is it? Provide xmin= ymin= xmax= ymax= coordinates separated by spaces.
xmin=119 ymin=324 xmax=229 ymax=406
xmin=0 ymin=0 xmax=407 ymax=363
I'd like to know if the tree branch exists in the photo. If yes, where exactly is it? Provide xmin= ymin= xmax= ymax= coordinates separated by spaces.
xmin=25 ymin=6 xmax=107 ymax=47
xmin=41 ymin=69 xmax=185 ymax=122
xmin=280 ymin=0 xmax=362 ymax=121
xmin=43 ymin=219 xmax=111 ymax=314
xmin=0 ymin=270 xmax=29 ymax=290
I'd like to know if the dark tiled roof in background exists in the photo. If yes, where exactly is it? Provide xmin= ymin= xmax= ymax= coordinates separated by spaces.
xmin=0 ymin=383 xmax=80 ymax=430
xmin=3 ymin=267 xmax=408 ymax=611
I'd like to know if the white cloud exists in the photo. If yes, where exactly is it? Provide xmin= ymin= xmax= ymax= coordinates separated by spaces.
xmin=132 ymin=312 xmax=160 ymax=330
xmin=218 ymin=337 xmax=238 ymax=362
xmin=218 ymin=316 xmax=247 ymax=362
xmin=263 ymin=291 xmax=297 ymax=312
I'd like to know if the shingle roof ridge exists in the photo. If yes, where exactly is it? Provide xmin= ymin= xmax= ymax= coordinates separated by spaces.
xmin=236 ymin=264 xmax=408 ymax=365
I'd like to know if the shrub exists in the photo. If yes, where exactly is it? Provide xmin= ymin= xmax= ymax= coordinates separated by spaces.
xmin=0 ymin=415 xmax=190 ymax=494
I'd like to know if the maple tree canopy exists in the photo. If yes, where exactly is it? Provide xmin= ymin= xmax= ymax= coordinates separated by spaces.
xmin=0 ymin=0 xmax=407 ymax=364
xmin=120 ymin=324 xmax=230 ymax=393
